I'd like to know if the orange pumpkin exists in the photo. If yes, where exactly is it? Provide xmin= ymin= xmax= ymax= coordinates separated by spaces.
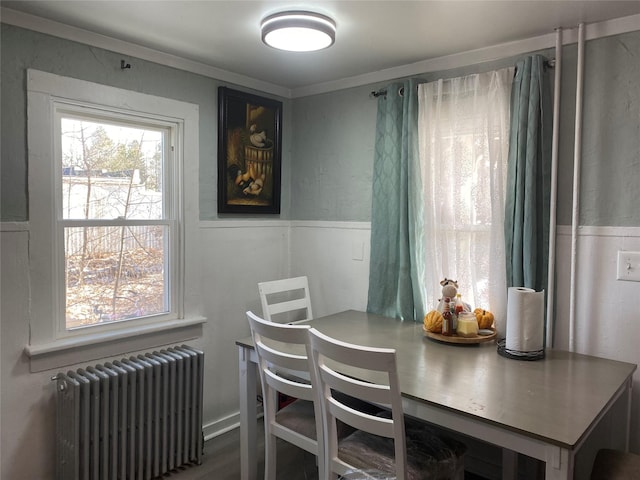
xmin=424 ymin=310 xmax=443 ymax=333
xmin=473 ymin=308 xmax=494 ymax=329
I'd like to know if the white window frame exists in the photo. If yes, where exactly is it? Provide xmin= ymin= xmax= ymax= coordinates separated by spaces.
xmin=55 ymin=107 xmax=177 ymax=335
xmin=25 ymin=70 xmax=205 ymax=371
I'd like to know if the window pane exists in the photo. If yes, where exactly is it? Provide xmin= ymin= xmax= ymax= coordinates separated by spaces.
xmin=65 ymin=225 xmax=168 ymax=329
xmin=61 ymin=118 xmax=164 ymax=220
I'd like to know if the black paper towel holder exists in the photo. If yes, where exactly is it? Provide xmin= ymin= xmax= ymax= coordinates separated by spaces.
xmin=497 ymin=339 xmax=545 ymax=360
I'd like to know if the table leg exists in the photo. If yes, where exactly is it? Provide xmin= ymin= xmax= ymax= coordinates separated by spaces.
xmin=502 ymin=449 xmax=517 ymax=479
xmin=625 ymin=376 xmax=633 ymax=451
xmin=544 ymin=445 xmax=573 ymax=480
xmin=239 ymin=346 xmax=258 ymax=480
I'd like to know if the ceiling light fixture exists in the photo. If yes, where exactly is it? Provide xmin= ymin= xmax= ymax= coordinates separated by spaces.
xmin=261 ymin=11 xmax=336 ymax=52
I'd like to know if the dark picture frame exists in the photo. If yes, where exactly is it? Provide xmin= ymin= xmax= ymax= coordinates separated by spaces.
xmin=217 ymin=87 xmax=282 ymax=214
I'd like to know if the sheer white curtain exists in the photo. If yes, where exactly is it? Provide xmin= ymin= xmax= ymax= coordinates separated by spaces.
xmin=417 ymin=68 xmax=513 ymax=321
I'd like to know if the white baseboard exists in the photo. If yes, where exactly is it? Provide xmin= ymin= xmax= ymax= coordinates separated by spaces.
xmin=203 ymin=413 xmax=241 ymax=441
xmin=203 ymin=408 xmax=264 ymax=442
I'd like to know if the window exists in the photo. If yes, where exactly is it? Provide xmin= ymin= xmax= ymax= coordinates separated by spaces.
xmin=26 ymin=70 xmax=204 ymax=370
xmin=417 ymin=68 xmax=513 ymax=319
xmin=60 ymin=112 xmax=172 ymax=330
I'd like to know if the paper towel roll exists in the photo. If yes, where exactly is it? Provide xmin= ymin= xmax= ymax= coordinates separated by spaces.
xmin=505 ymin=287 xmax=545 ymax=353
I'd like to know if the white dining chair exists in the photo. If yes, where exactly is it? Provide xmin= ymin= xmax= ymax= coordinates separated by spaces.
xmin=258 ymin=276 xmax=313 ymax=324
xmin=308 ymin=327 xmax=466 ymax=480
xmin=246 ymin=311 xmax=324 ymax=479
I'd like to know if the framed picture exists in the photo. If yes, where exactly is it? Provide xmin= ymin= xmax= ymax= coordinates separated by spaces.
xmin=217 ymin=87 xmax=282 ymax=214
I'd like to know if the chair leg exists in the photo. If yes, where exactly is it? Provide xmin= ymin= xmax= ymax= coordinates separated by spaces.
xmin=326 ymin=457 xmax=339 ymax=480
xmin=264 ymin=432 xmax=277 ymax=480
xmin=316 ymin=453 xmax=325 ymax=480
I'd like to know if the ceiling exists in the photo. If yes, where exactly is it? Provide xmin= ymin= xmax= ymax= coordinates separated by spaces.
xmin=4 ymin=1 xmax=640 ymax=95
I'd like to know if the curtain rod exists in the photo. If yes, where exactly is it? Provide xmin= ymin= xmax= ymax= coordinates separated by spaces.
xmin=369 ymin=86 xmax=404 ymax=98
xmin=370 ymin=89 xmax=387 ymax=98
xmin=369 ymin=58 xmax=555 ymax=99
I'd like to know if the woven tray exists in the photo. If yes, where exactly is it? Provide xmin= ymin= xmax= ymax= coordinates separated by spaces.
xmin=423 ymin=326 xmax=496 ymax=344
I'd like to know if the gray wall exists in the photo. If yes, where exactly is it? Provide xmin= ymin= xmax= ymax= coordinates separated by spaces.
xmin=557 ymin=31 xmax=640 ymax=226
xmin=0 ymin=23 xmax=292 ymax=222
xmin=290 ymin=31 xmax=640 ymax=227
xmin=291 ymin=85 xmax=378 ymax=220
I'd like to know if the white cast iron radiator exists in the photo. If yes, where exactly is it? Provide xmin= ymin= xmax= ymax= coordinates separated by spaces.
xmin=53 ymin=345 xmax=204 ymax=480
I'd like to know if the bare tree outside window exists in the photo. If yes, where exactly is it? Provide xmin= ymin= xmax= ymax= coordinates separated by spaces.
xmin=61 ymin=118 xmax=168 ymax=329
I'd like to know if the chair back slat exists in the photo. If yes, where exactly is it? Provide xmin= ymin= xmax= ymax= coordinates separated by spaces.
xmin=255 ymin=341 xmax=308 ymax=371
xmin=266 ymin=298 xmax=311 ymax=317
xmin=310 ymin=330 xmax=396 ymax=370
xmin=328 ymin=399 xmax=395 ymax=438
xmin=263 ymin=369 xmax=314 ymax=402
xmin=319 ymin=365 xmax=392 ymax=406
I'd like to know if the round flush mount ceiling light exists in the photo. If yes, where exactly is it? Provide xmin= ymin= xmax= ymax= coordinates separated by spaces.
xmin=261 ymin=11 xmax=336 ymax=52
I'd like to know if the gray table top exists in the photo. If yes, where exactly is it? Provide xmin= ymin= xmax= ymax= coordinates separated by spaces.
xmin=237 ymin=310 xmax=637 ymax=449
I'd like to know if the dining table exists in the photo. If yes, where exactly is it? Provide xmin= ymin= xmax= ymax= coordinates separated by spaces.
xmin=236 ymin=310 xmax=636 ymax=479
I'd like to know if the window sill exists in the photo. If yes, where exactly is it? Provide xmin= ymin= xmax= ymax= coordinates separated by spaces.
xmin=25 ymin=316 xmax=206 ymax=373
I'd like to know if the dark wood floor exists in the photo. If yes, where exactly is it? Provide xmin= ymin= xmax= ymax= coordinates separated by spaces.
xmin=165 ymin=419 xmax=320 ymax=480
xmin=166 ymin=419 xmax=488 ymax=479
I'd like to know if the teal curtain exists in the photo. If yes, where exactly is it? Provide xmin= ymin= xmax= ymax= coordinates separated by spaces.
xmin=367 ymin=79 xmax=425 ymax=321
xmin=504 ymin=55 xmax=552 ymax=291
